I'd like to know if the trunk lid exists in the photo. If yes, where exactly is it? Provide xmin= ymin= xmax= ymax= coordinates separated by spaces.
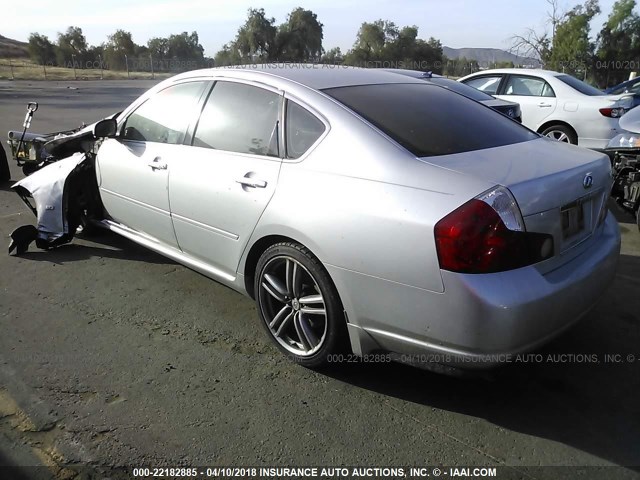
xmin=422 ymin=137 xmax=612 ymax=255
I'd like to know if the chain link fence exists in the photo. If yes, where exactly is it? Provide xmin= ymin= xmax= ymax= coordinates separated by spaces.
xmin=0 ymin=56 xmax=215 ymax=80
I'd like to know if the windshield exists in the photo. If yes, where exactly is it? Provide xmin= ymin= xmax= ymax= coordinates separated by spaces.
xmin=323 ymin=83 xmax=537 ymax=157
xmin=556 ymin=75 xmax=605 ymax=96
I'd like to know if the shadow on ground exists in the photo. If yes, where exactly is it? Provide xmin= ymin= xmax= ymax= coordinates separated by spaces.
xmin=15 ymin=230 xmax=175 ymax=265
xmin=326 ymin=253 xmax=640 ymax=469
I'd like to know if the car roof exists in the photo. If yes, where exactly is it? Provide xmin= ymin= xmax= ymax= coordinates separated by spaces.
xmin=175 ymin=64 xmax=427 ymax=90
xmin=381 ymin=68 xmax=442 ymax=79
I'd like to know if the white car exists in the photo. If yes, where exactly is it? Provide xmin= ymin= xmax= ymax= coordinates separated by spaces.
xmin=459 ymin=69 xmax=633 ymax=150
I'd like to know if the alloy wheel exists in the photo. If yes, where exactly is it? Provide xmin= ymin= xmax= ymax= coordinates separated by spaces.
xmin=258 ymin=256 xmax=328 ymax=356
xmin=545 ymin=130 xmax=570 ymax=142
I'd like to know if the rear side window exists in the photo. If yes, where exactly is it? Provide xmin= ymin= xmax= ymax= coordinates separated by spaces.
xmin=503 ymin=76 xmax=555 ymax=97
xmin=463 ymin=76 xmax=502 ymax=95
xmin=193 ymin=81 xmax=280 ymax=157
xmin=286 ymin=101 xmax=325 ymax=159
xmin=323 ymin=83 xmax=538 ymax=157
xmin=122 ymin=82 xmax=205 ymax=144
xmin=556 ymin=74 xmax=605 ymax=96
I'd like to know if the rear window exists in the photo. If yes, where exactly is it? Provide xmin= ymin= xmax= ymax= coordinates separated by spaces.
xmin=428 ymin=77 xmax=494 ymax=102
xmin=323 ymin=83 xmax=537 ymax=157
xmin=556 ymin=75 xmax=605 ymax=96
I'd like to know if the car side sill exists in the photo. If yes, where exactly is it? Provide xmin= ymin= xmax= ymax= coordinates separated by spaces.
xmin=99 ymin=219 xmax=239 ymax=286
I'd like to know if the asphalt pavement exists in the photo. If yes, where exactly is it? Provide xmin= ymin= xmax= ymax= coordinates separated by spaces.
xmin=0 ymin=80 xmax=639 ymax=479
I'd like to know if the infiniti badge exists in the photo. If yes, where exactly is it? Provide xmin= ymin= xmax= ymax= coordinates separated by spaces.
xmin=583 ymin=173 xmax=593 ymax=189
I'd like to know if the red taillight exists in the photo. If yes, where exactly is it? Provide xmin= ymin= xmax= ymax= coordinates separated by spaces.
xmin=599 ymin=107 xmax=626 ymax=118
xmin=434 ymin=199 xmax=554 ymax=274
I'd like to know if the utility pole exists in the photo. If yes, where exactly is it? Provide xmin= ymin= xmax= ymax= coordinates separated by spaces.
xmin=125 ymin=54 xmax=130 ymax=79
xmin=150 ymin=54 xmax=154 ymax=79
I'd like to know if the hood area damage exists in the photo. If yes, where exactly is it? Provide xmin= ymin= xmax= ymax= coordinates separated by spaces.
xmin=8 ymin=117 xmax=109 ymax=254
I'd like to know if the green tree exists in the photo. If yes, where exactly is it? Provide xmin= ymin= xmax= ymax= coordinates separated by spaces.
xmin=103 ymin=29 xmax=136 ymax=70
xmin=235 ymin=8 xmax=278 ymax=61
xmin=166 ymin=31 xmax=204 ymax=61
xmin=214 ymin=42 xmax=243 ymax=66
xmin=596 ymin=0 xmax=640 ymax=87
xmin=147 ymin=37 xmax=169 ymax=58
xmin=322 ymin=47 xmax=344 ymax=64
xmin=548 ymin=0 xmax=601 ymax=76
xmin=215 ymin=7 xmax=326 ymax=64
xmin=276 ymin=8 xmax=324 ymax=61
xmin=345 ymin=20 xmax=394 ymax=63
xmin=27 ymin=33 xmax=56 ymax=64
xmin=56 ymin=26 xmax=89 ymax=67
xmin=344 ymin=20 xmax=443 ymax=72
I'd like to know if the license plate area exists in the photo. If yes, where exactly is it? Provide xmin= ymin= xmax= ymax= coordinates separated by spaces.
xmin=561 ymin=200 xmax=585 ymax=239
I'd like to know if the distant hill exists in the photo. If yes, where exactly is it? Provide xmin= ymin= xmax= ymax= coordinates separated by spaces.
xmin=443 ymin=47 xmax=541 ymax=68
xmin=0 ymin=34 xmax=29 ymax=58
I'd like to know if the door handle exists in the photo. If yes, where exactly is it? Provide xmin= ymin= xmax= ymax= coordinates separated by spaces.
xmin=236 ymin=177 xmax=267 ymax=188
xmin=538 ymin=103 xmax=553 ymax=108
xmin=147 ymin=157 xmax=167 ymax=170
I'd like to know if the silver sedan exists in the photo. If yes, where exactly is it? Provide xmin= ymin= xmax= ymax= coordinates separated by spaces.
xmin=54 ymin=65 xmax=624 ymax=370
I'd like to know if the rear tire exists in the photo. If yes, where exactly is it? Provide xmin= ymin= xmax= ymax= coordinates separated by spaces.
xmin=541 ymin=124 xmax=577 ymax=145
xmin=254 ymin=242 xmax=348 ymax=368
xmin=0 ymin=144 xmax=9 ymax=182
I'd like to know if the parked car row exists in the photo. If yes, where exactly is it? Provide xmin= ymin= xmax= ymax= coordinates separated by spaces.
xmin=458 ymin=68 xmax=634 ymax=149
xmin=386 ymin=69 xmax=522 ymax=122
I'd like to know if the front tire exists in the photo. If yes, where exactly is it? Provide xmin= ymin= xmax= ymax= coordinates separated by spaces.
xmin=541 ymin=124 xmax=577 ymax=144
xmin=254 ymin=242 xmax=347 ymax=368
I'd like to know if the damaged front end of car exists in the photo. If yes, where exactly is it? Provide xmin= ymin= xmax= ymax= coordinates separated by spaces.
xmin=8 ymin=118 xmax=117 ymax=254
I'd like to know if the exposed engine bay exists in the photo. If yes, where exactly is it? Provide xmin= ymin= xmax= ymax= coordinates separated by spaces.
xmin=7 ymin=109 xmax=111 ymax=254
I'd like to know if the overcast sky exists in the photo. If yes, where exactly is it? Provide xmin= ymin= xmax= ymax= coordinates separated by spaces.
xmin=0 ymin=0 xmax=622 ymax=57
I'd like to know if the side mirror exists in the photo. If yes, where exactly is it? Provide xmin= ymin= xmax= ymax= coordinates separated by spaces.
xmin=93 ymin=118 xmax=118 ymax=138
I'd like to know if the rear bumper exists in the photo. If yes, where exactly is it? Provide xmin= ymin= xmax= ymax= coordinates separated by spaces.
xmin=577 ymin=117 xmax=622 ymax=150
xmin=334 ymin=213 xmax=621 ymax=370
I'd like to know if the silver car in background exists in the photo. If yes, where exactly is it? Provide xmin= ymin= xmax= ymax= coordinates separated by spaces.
xmin=24 ymin=65 xmax=621 ymax=371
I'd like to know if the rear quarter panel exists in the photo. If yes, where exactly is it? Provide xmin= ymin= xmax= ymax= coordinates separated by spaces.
xmin=241 ymin=92 xmax=495 ymax=295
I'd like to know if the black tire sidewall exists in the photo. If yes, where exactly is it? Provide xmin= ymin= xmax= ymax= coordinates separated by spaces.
xmin=254 ymin=242 xmax=347 ymax=368
xmin=0 ymin=144 xmax=10 ymax=182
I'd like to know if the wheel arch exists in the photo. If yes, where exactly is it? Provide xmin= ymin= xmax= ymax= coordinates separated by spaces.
xmin=243 ymin=234 xmax=296 ymax=299
xmin=243 ymin=233 xmax=367 ymax=356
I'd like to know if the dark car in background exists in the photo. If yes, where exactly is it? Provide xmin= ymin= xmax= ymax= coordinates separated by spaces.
xmin=386 ymin=69 xmax=522 ymax=122
xmin=605 ymin=77 xmax=640 ymax=110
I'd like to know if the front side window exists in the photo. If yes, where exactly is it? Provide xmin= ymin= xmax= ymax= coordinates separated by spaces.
xmin=193 ymin=81 xmax=280 ymax=157
xmin=122 ymin=82 xmax=205 ymax=144
xmin=503 ymin=76 xmax=555 ymax=97
xmin=463 ymin=76 xmax=503 ymax=95
xmin=285 ymin=101 xmax=326 ymax=159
